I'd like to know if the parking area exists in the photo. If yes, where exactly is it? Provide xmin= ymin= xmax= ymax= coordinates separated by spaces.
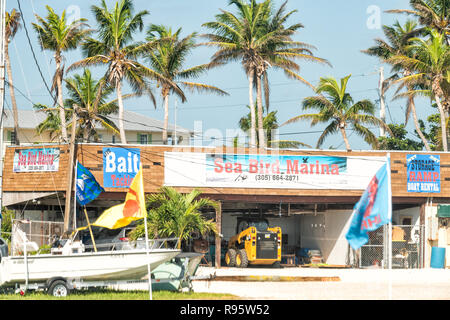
xmin=191 ymin=267 xmax=450 ymax=300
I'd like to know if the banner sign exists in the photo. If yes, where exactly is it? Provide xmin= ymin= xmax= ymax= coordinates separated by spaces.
xmin=13 ymin=148 xmax=60 ymax=172
xmin=407 ymin=154 xmax=440 ymax=193
xmin=103 ymin=147 xmax=140 ymax=188
xmin=164 ymin=152 xmax=386 ymax=190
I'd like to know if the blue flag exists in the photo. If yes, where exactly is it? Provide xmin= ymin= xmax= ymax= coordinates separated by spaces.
xmin=76 ymin=162 xmax=105 ymax=206
xmin=346 ymin=159 xmax=392 ymax=250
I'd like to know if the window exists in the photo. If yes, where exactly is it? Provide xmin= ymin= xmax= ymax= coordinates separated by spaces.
xmin=138 ymin=133 xmax=152 ymax=145
xmin=7 ymin=130 xmax=15 ymax=144
xmin=140 ymin=133 xmax=148 ymax=145
xmin=112 ymin=135 xmax=116 ymax=144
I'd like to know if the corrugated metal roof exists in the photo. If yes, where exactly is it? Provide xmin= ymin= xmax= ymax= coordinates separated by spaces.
xmin=2 ymin=109 xmax=191 ymax=134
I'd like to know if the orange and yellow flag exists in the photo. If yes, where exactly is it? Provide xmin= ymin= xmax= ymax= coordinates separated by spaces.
xmin=92 ymin=167 xmax=147 ymax=229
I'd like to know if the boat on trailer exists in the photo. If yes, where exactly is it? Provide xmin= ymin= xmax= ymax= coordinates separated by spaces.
xmin=0 ymin=235 xmax=181 ymax=295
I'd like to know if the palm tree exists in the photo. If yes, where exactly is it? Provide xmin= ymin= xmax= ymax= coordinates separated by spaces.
xmin=202 ymin=0 xmax=271 ymax=148
xmin=283 ymin=75 xmax=392 ymax=151
xmin=387 ymin=0 xmax=450 ymax=44
xmin=145 ymin=25 xmax=228 ymax=145
xmin=254 ymin=0 xmax=330 ymax=148
xmin=203 ymin=0 xmax=328 ymax=149
xmin=388 ymin=29 xmax=450 ymax=151
xmin=64 ymin=69 xmax=130 ymax=142
xmin=33 ymin=104 xmax=62 ymax=142
xmin=5 ymin=9 xmax=21 ymax=145
xmin=237 ymin=105 xmax=311 ymax=148
xmin=32 ymin=5 xmax=91 ymax=143
xmin=130 ymin=187 xmax=218 ymax=250
xmin=68 ymin=0 xmax=169 ymax=144
xmin=363 ymin=20 xmax=431 ymax=151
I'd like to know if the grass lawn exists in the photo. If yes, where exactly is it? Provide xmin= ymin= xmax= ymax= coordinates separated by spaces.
xmin=0 ymin=289 xmax=240 ymax=300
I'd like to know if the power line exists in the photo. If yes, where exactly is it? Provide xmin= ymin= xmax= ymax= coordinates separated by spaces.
xmin=16 ymin=0 xmax=55 ymax=103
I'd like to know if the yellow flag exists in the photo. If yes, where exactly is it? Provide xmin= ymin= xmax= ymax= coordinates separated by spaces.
xmin=92 ymin=167 xmax=147 ymax=229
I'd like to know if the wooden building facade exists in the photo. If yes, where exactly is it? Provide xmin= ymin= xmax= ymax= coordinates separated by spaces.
xmin=2 ymin=143 xmax=449 ymax=268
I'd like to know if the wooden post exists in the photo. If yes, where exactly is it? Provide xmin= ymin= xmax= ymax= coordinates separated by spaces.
xmin=63 ymin=110 xmax=77 ymax=232
xmin=215 ymin=201 xmax=222 ymax=268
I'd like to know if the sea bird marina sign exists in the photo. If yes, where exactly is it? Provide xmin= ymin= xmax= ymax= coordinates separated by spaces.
xmin=164 ymin=152 xmax=386 ymax=190
xmin=13 ymin=148 xmax=60 ymax=172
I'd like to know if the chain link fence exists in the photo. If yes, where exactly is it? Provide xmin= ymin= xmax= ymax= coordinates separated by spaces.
xmin=10 ymin=219 xmax=64 ymax=255
xmin=360 ymin=224 xmax=425 ymax=269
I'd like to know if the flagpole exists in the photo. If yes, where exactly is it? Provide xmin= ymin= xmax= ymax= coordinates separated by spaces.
xmin=141 ymin=164 xmax=152 ymax=300
xmin=144 ymin=212 xmax=152 ymax=300
xmin=387 ymin=153 xmax=392 ymax=270
xmin=84 ymin=206 xmax=97 ymax=252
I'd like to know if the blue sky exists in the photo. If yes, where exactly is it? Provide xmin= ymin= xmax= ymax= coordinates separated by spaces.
xmin=7 ymin=0 xmax=429 ymax=149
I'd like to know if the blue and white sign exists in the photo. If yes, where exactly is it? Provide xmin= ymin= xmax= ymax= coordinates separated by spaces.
xmin=103 ymin=147 xmax=140 ymax=188
xmin=407 ymin=154 xmax=440 ymax=193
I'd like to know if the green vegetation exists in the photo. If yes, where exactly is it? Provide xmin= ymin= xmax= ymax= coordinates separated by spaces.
xmin=0 ymin=289 xmax=239 ymax=300
xmin=130 ymin=187 xmax=218 ymax=249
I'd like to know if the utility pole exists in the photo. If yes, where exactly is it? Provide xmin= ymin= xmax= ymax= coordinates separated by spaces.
xmin=0 ymin=0 xmax=7 ymax=232
xmin=174 ymin=100 xmax=177 ymax=146
xmin=378 ymin=66 xmax=386 ymax=137
xmin=64 ymin=109 xmax=77 ymax=232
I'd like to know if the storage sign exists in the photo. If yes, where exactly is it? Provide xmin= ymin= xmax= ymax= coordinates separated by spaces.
xmin=103 ymin=147 xmax=140 ymax=188
xmin=13 ymin=148 xmax=60 ymax=172
xmin=407 ymin=154 xmax=440 ymax=193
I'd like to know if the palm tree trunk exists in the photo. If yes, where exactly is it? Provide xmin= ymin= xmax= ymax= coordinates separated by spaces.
xmin=248 ymin=71 xmax=257 ymax=148
xmin=55 ymin=54 xmax=68 ymax=143
xmin=435 ymin=94 xmax=448 ymax=151
xmin=116 ymin=80 xmax=127 ymax=144
xmin=409 ymin=96 xmax=431 ymax=151
xmin=163 ymin=93 xmax=169 ymax=145
xmin=256 ymin=75 xmax=266 ymax=149
xmin=5 ymin=44 xmax=19 ymax=145
xmin=340 ymin=126 xmax=351 ymax=151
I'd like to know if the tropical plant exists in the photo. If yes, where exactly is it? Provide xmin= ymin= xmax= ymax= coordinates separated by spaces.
xmin=33 ymin=104 xmax=63 ymax=142
xmin=388 ymin=29 xmax=450 ymax=151
xmin=145 ymin=25 xmax=228 ymax=145
xmin=202 ymin=0 xmax=328 ymax=149
xmin=202 ymin=0 xmax=270 ymax=148
xmin=130 ymin=187 xmax=218 ymax=249
xmin=32 ymin=5 xmax=91 ymax=142
xmin=283 ymin=75 xmax=392 ymax=151
xmin=387 ymin=0 xmax=450 ymax=44
xmin=237 ymin=105 xmax=310 ymax=148
xmin=68 ymin=0 xmax=169 ymax=144
xmin=64 ymin=69 xmax=127 ymax=142
xmin=377 ymin=123 xmax=424 ymax=150
xmin=5 ymin=9 xmax=21 ymax=145
xmin=363 ymin=20 xmax=431 ymax=151
xmin=1 ymin=208 xmax=15 ymax=242
xmin=254 ymin=0 xmax=330 ymax=148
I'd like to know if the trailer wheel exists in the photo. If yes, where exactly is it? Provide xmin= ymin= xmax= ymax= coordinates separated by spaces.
xmin=48 ymin=280 xmax=70 ymax=297
xmin=225 ymin=248 xmax=237 ymax=267
xmin=236 ymin=249 xmax=248 ymax=268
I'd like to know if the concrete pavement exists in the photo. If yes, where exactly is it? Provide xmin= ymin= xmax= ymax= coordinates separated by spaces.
xmin=191 ymin=266 xmax=450 ymax=300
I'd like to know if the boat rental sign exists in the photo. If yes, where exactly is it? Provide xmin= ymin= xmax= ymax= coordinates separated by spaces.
xmin=164 ymin=152 xmax=386 ymax=190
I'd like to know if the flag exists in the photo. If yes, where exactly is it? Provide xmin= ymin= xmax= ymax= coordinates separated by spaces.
xmin=345 ymin=159 xmax=392 ymax=250
xmin=76 ymin=162 xmax=105 ymax=206
xmin=92 ymin=167 xmax=147 ymax=229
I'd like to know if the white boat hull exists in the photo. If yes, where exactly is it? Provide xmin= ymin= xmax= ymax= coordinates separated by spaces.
xmin=0 ymin=249 xmax=180 ymax=286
